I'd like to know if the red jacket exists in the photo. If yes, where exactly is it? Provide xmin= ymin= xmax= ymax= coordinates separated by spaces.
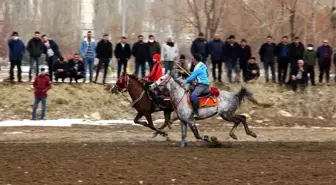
xmin=145 ymin=62 xmax=163 ymax=82
xmin=33 ymin=74 xmax=52 ymax=97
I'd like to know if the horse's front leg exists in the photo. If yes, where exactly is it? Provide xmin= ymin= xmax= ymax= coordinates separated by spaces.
xmin=145 ymin=114 xmax=168 ymax=137
xmin=153 ymin=110 xmax=171 ymax=138
xmin=134 ymin=113 xmax=148 ymax=126
xmin=186 ymin=119 xmax=215 ymax=143
xmin=180 ymin=121 xmax=188 ymax=147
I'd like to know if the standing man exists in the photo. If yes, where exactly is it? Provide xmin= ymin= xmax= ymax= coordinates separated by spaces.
xmin=316 ymin=40 xmax=333 ymax=84
xmin=147 ymin=35 xmax=161 ymax=71
xmin=276 ymin=36 xmax=290 ymax=85
xmin=224 ymin=35 xmax=240 ymax=83
xmin=95 ymin=34 xmax=112 ymax=84
xmin=259 ymin=36 xmax=277 ymax=83
xmin=32 ymin=68 xmax=51 ymax=120
xmin=288 ymin=36 xmax=305 ymax=83
xmin=238 ymin=39 xmax=252 ymax=81
xmin=115 ymin=36 xmax=131 ymax=77
xmin=132 ymin=35 xmax=148 ymax=78
xmin=27 ymin=31 xmax=44 ymax=82
xmin=8 ymin=31 xmax=25 ymax=83
xmin=162 ymin=36 xmax=179 ymax=74
xmin=80 ymin=31 xmax=96 ymax=83
xmin=208 ymin=33 xmax=225 ymax=83
xmin=303 ymin=44 xmax=317 ymax=86
xmin=191 ymin=32 xmax=208 ymax=64
xmin=42 ymin=34 xmax=61 ymax=82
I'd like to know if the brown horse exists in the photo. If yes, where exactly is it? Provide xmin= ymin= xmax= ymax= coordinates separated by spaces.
xmin=105 ymin=73 xmax=177 ymax=136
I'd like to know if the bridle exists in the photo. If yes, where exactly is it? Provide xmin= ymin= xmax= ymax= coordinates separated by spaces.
xmin=113 ymin=74 xmax=145 ymax=107
xmin=156 ymin=75 xmax=187 ymax=117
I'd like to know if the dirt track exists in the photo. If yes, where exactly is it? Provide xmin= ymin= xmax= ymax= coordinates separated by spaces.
xmin=0 ymin=125 xmax=335 ymax=185
xmin=0 ymin=142 xmax=335 ymax=185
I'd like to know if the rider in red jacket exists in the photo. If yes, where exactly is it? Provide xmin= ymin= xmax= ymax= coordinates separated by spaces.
xmin=144 ymin=54 xmax=162 ymax=82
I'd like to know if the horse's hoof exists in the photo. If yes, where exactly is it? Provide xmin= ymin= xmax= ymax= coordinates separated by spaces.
xmin=210 ymin=136 xmax=218 ymax=142
xmin=168 ymin=122 xmax=172 ymax=129
xmin=152 ymin=132 xmax=159 ymax=138
xmin=249 ymin=132 xmax=257 ymax=138
xmin=202 ymin=135 xmax=209 ymax=142
xmin=180 ymin=140 xmax=187 ymax=148
xmin=229 ymin=134 xmax=238 ymax=140
xmin=161 ymin=132 xmax=168 ymax=137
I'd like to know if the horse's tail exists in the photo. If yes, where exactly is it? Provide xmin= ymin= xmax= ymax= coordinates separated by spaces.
xmin=238 ymin=86 xmax=274 ymax=108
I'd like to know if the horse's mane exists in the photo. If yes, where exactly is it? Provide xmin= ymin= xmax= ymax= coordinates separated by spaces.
xmin=170 ymin=69 xmax=188 ymax=89
xmin=127 ymin=74 xmax=145 ymax=88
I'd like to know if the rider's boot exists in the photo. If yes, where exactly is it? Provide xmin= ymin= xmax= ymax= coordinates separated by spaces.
xmin=192 ymin=99 xmax=200 ymax=118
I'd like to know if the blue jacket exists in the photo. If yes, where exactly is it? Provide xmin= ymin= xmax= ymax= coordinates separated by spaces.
xmin=8 ymin=39 xmax=25 ymax=60
xmin=80 ymin=38 xmax=96 ymax=58
xmin=186 ymin=62 xmax=209 ymax=85
xmin=208 ymin=39 xmax=225 ymax=61
xmin=316 ymin=45 xmax=333 ymax=64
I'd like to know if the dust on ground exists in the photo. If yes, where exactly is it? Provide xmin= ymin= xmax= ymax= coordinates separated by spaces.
xmin=1 ymin=81 xmax=336 ymax=127
xmin=0 ymin=122 xmax=335 ymax=185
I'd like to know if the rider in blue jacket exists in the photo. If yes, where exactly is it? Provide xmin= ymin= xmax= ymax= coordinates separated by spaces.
xmin=186 ymin=54 xmax=210 ymax=117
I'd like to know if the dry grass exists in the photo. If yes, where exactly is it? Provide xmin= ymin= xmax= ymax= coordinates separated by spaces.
xmin=0 ymin=83 xmax=135 ymax=120
xmin=0 ymin=81 xmax=336 ymax=127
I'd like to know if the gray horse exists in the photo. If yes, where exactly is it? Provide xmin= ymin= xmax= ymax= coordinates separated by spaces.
xmin=151 ymin=71 xmax=273 ymax=147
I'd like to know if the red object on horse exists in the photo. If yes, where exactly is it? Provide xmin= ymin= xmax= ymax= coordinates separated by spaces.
xmin=211 ymin=86 xmax=220 ymax=97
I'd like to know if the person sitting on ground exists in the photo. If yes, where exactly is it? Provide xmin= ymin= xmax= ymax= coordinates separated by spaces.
xmin=143 ymin=54 xmax=163 ymax=107
xmin=68 ymin=53 xmax=85 ymax=83
xmin=53 ymin=57 xmax=69 ymax=83
xmin=244 ymin=57 xmax=260 ymax=82
xmin=291 ymin=59 xmax=308 ymax=92
xmin=185 ymin=54 xmax=210 ymax=118
xmin=174 ymin=54 xmax=190 ymax=78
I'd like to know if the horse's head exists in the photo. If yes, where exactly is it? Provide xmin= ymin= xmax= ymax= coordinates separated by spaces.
xmin=107 ymin=72 xmax=128 ymax=94
xmin=150 ymin=72 xmax=172 ymax=90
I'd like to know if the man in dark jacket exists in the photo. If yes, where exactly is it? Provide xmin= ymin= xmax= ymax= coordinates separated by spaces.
xmin=244 ymin=57 xmax=260 ymax=82
xmin=27 ymin=31 xmax=44 ymax=82
xmin=42 ymin=34 xmax=61 ymax=82
xmin=303 ymin=44 xmax=317 ymax=85
xmin=291 ymin=60 xmax=308 ymax=92
xmin=115 ymin=36 xmax=131 ymax=78
xmin=316 ymin=40 xmax=333 ymax=83
xmin=225 ymin=35 xmax=241 ymax=83
xmin=191 ymin=32 xmax=208 ymax=64
xmin=259 ymin=36 xmax=276 ymax=83
xmin=132 ymin=35 xmax=148 ymax=78
xmin=208 ymin=33 xmax=225 ymax=82
xmin=147 ymin=35 xmax=161 ymax=71
xmin=68 ymin=53 xmax=85 ymax=83
xmin=276 ymin=36 xmax=290 ymax=84
xmin=53 ymin=57 xmax=69 ymax=83
xmin=238 ymin=39 xmax=252 ymax=81
xmin=288 ymin=36 xmax=305 ymax=83
xmin=94 ymin=34 xmax=112 ymax=84
xmin=8 ymin=31 xmax=25 ymax=83
xmin=32 ymin=68 xmax=51 ymax=120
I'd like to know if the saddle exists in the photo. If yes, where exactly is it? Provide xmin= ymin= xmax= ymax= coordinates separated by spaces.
xmin=187 ymin=86 xmax=220 ymax=108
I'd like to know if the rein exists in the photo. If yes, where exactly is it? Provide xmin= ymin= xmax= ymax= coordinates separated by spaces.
xmin=115 ymin=74 xmax=146 ymax=107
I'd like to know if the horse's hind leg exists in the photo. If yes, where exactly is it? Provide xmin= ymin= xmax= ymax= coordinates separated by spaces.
xmin=220 ymin=113 xmax=240 ymax=140
xmin=153 ymin=111 xmax=173 ymax=138
xmin=237 ymin=115 xmax=257 ymax=138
